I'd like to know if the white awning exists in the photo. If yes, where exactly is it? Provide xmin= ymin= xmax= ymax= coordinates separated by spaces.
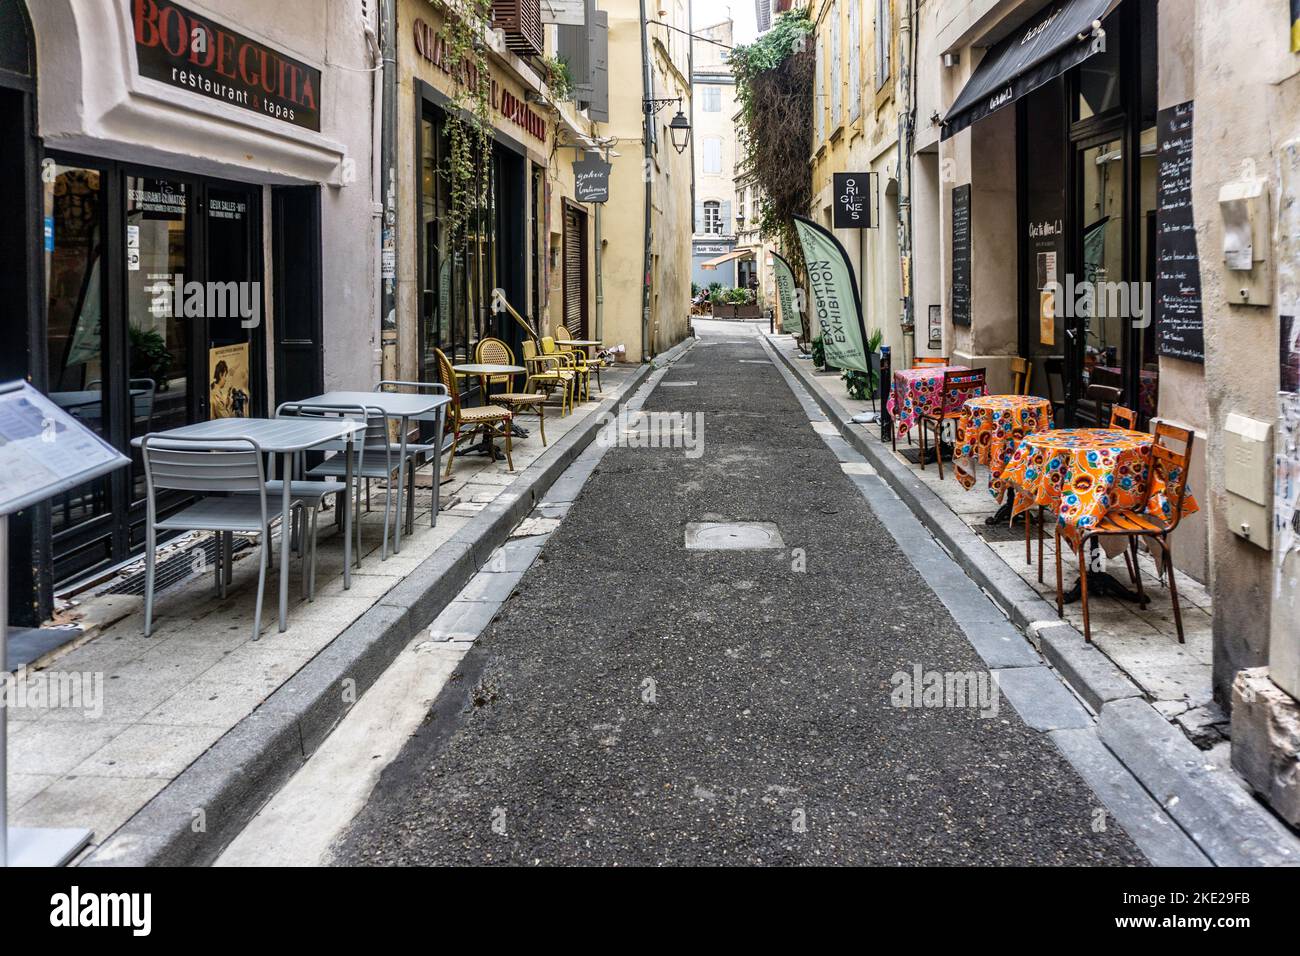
xmin=700 ymin=249 xmax=755 ymax=270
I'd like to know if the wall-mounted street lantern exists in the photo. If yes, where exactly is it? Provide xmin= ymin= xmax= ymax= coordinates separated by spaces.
xmin=644 ymin=96 xmax=692 ymax=154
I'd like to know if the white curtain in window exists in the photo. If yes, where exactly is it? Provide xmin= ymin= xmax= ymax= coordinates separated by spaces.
xmin=848 ymin=0 xmax=861 ymax=120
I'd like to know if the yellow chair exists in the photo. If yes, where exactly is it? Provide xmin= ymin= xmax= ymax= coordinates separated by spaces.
xmin=475 ymin=338 xmax=549 ymax=445
xmin=522 ymin=339 xmax=575 ymax=416
xmin=556 ymin=324 xmax=604 ymax=392
xmin=434 ymin=347 xmax=513 ymax=477
xmin=542 ymin=335 xmax=590 ymax=403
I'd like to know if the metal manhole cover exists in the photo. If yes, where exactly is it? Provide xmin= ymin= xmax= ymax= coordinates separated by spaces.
xmin=685 ymin=521 xmax=785 ymax=550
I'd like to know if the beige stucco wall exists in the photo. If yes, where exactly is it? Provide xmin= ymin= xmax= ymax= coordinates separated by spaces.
xmin=1176 ymin=0 xmax=1297 ymax=705
xmin=394 ymin=0 xmax=598 ymax=380
xmin=807 ymin=0 xmax=904 ymax=360
xmin=601 ymin=0 xmax=692 ymax=361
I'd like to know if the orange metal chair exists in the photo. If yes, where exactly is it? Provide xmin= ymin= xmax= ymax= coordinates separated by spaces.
xmin=913 ymin=356 xmax=950 ymax=368
xmin=1055 ymin=423 xmax=1195 ymax=644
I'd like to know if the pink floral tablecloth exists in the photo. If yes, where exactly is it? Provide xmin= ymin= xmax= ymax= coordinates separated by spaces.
xmin=886 ymin=365 xmax=979 ymax=436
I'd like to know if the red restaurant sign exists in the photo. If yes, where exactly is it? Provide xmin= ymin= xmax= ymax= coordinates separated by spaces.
xmin=413 ymin=18 xmax=546 ymax=142
xmin=131 ymin=0 xmax=322 ymax=132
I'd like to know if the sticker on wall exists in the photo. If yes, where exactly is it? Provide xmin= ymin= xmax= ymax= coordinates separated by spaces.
xmin=928 ymin=304 xmax=942 ymax=350
xmin=1039 ymin=290 xmax=1056 ymax=347
xmin=209 ymin=343 xmax=252 ymax=419
xmin=126 ymin=224 xmax=140 ymax=271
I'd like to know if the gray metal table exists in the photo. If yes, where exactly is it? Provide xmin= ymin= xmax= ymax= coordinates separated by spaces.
xmin=134 ymin=417 xmax=362 ymax=633
xmin=302 ymin=390 xmax=451 ymax=553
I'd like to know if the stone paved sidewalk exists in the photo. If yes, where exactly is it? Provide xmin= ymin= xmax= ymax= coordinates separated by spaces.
xmin=5 ymin=364 xmax=643 ymax=857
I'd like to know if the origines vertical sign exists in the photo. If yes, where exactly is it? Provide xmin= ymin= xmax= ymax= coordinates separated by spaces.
xmin=131 ymin=0 xmax=322 ymax=132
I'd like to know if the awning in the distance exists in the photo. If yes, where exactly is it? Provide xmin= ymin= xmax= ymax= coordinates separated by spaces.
xmin=942 ymin=0 xmax=1121 ymax=140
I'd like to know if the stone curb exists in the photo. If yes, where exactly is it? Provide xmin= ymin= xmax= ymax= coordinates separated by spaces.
xmin=82 ymin=340 xmax=693 ymax=867
xmin=765 ymin=334 xmax=1300 ymax=866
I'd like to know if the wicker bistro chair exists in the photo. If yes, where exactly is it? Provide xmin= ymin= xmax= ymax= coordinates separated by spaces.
xmin=141 ymin=434 xmax=305 ymax=641
xmin=1056 ymin=423 xmax=1196 ymax=644
xmin=918 ymin=368 xmax=986 ymax=480
xmin=434 ymin=347 xmax=514 ymax=477
xmin=556 ymin=325 xmax=603 ymax=392
xmin=475 ymin=338 xmax=548 ymax=445
xmin=542 ymin=335 xmax=591 ymax=402
xmin=522 ymin=339 xmax=576 ymax=415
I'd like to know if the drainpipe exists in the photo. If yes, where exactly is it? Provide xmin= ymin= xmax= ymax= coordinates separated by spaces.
xmin=595 ymin=146 xmax=605 ymax=341
xmin=897 ymin=0 xmax=916 ymax=365
xmin=379 ymin=0 xmax=399 ymax=381
xmin=638 ymin=0 xmax=654 ymax=361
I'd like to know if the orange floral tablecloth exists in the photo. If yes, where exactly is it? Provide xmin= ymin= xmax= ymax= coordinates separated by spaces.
xmin=953 ymin=395 xmax=1054 ymax=499
xmin=886 ymin=365 xmax=977 ymax=436
xmin=1001 ymin=428 xmax=1199 ymax=544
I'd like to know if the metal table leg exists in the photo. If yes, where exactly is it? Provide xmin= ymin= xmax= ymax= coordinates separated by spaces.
xmin=343 ymin=430 xmax=353 ymax=589
xmin=278 ymin=452 xmax=293 ymax=632
xmin=394 ymin=416 xmax=409 ymax=553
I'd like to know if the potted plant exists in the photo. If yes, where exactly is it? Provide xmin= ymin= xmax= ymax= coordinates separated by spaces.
xmin=840 ymin=328 xmax=885 ymax=399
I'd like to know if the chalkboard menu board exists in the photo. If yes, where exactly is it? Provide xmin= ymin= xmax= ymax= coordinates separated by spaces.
xmin=951 ymin=184 xmax=972 ymax=326
xmin=1155 ymin=101 xmax=1204 ymax=363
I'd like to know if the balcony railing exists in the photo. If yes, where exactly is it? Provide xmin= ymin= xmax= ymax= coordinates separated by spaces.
xmin=491 ymin=0 xmax=544 ymax=58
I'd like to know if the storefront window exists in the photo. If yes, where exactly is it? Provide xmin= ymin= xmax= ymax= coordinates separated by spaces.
xmin=125 ymin=175 xmax=191 ymax=499
xmin=44 ymin=164 xmax=108 ymax=536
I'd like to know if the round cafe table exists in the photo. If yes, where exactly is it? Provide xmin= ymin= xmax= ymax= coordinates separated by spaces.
xmin=953 ymin=394 xmax=1053 ymax=511
xmin=1001 ymin=427 xmax=1200 ymax=604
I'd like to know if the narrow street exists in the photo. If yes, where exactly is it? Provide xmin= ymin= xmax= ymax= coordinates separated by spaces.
xmin=332 ymin=323 xmax=1145 ymax=866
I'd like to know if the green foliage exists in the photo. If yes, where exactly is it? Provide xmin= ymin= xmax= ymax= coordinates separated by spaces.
xmin=129 ymin=326 xmax=172 ymax=385
xmin=543 ymin=56 xmax=574 ymax=100
xmin=729 ymin=10 xmax=815 ymax=338
xmin=840 ymin=328 xmax=885 ymax=399
xmin=810 ymin=335 xmax=826 ymax=369
xmin=439 ymin=0 xmax=494 ymax=238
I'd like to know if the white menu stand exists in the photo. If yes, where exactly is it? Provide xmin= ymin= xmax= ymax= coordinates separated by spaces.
xmin=0 ymin=380 xmax=129 ymax=866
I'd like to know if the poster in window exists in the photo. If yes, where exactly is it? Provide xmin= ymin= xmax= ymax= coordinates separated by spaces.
xmin=209 ymin=343 xmax=251 ymax=419
xmin=928 ymin=304 xmax=942 ymax=349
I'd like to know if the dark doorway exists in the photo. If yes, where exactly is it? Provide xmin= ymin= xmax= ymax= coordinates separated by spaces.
xmin=562 ymin=199 xmax=589 ymax=338
xmin=272 ymin=185 xmax=324 ymax=408
xmin=494 ymin=142 xmax=527 ymax=353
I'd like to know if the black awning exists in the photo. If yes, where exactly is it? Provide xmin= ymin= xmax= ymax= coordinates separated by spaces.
xmin=942 ymin=0 xmax=1121 ymax=140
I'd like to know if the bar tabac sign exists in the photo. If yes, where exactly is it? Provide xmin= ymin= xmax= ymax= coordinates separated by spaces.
xmin=793 ymin=215 xmax=872 ymax=373
xmin=131 ymin=0 xmax=322 ymax=132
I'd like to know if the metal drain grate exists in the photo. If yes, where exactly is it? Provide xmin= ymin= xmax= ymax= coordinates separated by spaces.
xmin=102 ymin=535 xmax=251 ymax=597
xmin=685 ymin=521 xmax=785 ymax=550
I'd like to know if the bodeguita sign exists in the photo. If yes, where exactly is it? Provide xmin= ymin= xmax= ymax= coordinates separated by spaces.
xmin=131 ymin=0 xmax=321 ymax=132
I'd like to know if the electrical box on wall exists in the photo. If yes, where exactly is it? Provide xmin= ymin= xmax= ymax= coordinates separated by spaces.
xmin=1218 ymin=177 xmax=1272 ymax=306
xmin=1224 ymin=412 xmax=1273 ymax=548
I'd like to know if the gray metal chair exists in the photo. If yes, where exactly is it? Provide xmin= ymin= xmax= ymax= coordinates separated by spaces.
xmin=303 ymin=405 xmax=402 ymax=559
xmin=141 ymin=434 xmax=299 ymax=641
xmin=273 ymin=402 xmax=366 ymax=584
xmin=375 ymin=379 xmax=449 ymax=529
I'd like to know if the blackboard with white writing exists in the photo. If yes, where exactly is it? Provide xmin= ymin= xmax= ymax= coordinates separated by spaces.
xmin=1155 ymin=101 xmax=1204 ymax=363
xmin=951 ymin=184 xmax=972 ymax=327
